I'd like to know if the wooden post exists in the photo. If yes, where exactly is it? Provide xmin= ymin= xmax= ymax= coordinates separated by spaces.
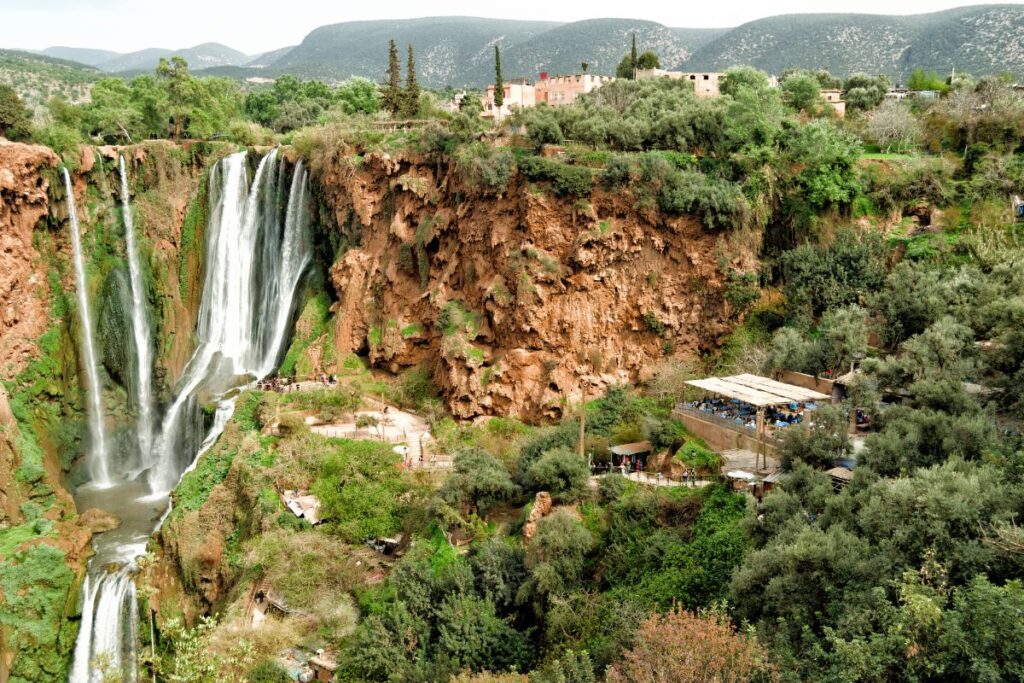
xmin=150 ymin=608 xmax=157 ymax=683
xmin=756 ymin=407 xmax=766 ymax=471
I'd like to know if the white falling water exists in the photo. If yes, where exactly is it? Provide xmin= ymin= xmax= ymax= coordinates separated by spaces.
xmin=63 ymin=168 xmax=111 ymax=488
xmin=118 ymin=156 xmax=156 ymax=461
xmin=70 ymin=149 xmax=312 ymax=683
xmin=69 ymin=569 xmax=138 ymax=683
xmin=146 ymin=149 xmax=312 ymax=495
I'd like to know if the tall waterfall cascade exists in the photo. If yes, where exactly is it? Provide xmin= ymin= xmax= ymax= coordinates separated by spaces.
xmin=119 ymin=156 xmax=157 ymax=463
xmin=63 ymin=168 xmax=111 ymax=488
xmin=70 ymin=149 xmax=313 ymax=682
xmin=147 ymin=149 xmax=312 ymax=496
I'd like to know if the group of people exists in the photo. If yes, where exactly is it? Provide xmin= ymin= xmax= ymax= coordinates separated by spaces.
xmin=686 ymin=398 xmax=818 ymax=434
xmin=257 ymin=376 xmax=298 ymax=393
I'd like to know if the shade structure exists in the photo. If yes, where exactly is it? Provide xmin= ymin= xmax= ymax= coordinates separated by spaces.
xmin=685 ymin=374 xmax=830 ymax=407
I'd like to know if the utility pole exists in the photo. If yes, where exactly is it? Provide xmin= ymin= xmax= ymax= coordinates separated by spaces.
xmin=578 ymin=378 xmax=586 ymax=460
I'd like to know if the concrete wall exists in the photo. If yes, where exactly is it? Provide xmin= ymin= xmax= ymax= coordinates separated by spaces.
xmin=674 ymin=410 xmax=778 ymax=458
xmin=776 ymin=370 xmax=835 ymax=396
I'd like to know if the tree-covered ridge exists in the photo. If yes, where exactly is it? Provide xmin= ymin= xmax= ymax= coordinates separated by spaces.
xmin=688 ymin=5 xmax=1024 ymax=80
xmin=0 ymin=49 xmax=97 ymax=114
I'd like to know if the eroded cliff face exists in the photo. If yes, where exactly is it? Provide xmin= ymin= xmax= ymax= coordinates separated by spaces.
xmin=0 ymin=139 xmax=226 ymax=682
xmin=0 ymin=140 xmax=59 ymax=381
xmin=316 ymin=150 xmax=759 ymax=420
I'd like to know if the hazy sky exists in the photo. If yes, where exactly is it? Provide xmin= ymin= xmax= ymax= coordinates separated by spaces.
xmin=0 ymin=0 xmax=1013 ymax=54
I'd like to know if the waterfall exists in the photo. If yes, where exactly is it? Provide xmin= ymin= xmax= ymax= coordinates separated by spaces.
xmin=63 ymin=168 xmax=111 ymax=488
xmin=147 ymin=148 xmax=312 ymax=494
xmin=69 ymin=568 xmax=138 ymax=683
xmin=69 ymin=149 xmax=312 ymax=683
xmin=118 ymin=156 xmax=156 ymax=462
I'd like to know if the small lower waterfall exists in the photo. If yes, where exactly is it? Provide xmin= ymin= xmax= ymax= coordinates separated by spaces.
xmin=118 ymin=156 xmax=156 ymax=462
xmin=63 ymin=168 xmax=111 ymax=488
xmin=70 ymin=569 xmax=138 ymax=683
xmin=70 ymin=149 xmax=312 ymax=681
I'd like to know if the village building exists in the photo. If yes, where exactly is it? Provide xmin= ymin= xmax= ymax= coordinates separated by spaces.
xmin=482 ymin=78 xmax=536 ymax=118
xmin=886 ymin=88 xmax=910 ymax=101
xmin=820 ymin=89 xmax=847 ymax=117
xmin=635 ymin=69 xmax=724 ymax=97
xmin=535 ymin=72 xmax=614 ymax=106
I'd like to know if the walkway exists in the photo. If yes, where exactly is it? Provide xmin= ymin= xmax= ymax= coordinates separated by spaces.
xmin=592 ymin=471 xmax=711 ymax=489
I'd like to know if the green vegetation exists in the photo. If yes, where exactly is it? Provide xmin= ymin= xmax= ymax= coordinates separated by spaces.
xmin=0 ymin=83 xmax=31 ymax=139
xmin=0 ymin=49 xmax=96 ymax=114
xmin=0 ymin=544 xmax=76 ymax=682
xmin=312 ymin=439 xmax=411 ymax=542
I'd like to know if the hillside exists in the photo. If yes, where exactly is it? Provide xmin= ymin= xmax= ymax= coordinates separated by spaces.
xmin=246 ymin=45 xmax=295 ymax=68
xmin=687 ymin=4 xmax=1024 ymax=79
xmin=0 ymin=49 xmax=97 ymax=114
xmin=17 ymin=6 xmax=1024 ymax=90
xmin=271 ymin=16 xmax=560 ymax=84
xmin=38 ymin=46 xmax=120 ymax=68
xmin=96 ymin=42 xmax=250 ymax=73
xmin=497 ymin=18 xmax=693 ymax=81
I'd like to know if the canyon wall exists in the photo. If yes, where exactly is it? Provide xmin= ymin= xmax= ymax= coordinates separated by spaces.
xmin=0 ymin=139 xmax=224 ymax=681
xmin=314 ymin=149 xmax=759 ymax=420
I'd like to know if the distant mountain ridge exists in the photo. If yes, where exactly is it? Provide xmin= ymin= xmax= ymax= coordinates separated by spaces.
xmin=685 ymin=5 xmax=1024 ymax=80
xmin=256 ymin=6 xmax=1024 ymax=85
xmin=20 ymin=5 xmax=1024 ymax=88
xmin=38 ymin=42 xmax=252 ymax=74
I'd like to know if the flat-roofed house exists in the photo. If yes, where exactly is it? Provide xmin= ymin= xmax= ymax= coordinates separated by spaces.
xmin=535 ymin=72 xmax=614 ymax=106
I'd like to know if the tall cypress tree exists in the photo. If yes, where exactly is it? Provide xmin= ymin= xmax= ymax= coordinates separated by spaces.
xmin=630 ymin=33 xmax=638 ymax=79
xmin=404 ymin=44 xmax=420 ymax=118
xmin=385 ymin=39 xmax=401 ymax=114
xmin=494 ymin=45 xmax=504 ymax=109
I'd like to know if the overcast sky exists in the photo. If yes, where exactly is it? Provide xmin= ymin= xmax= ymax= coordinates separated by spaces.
xmin=0 ymin=0 xmax=1013 ymax=55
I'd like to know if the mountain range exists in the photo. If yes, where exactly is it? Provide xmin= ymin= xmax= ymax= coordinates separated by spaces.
xmin=17 ymin=5 xmax=1024 ymax=89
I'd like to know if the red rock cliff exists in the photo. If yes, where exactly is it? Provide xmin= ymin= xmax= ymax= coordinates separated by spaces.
xmin=315 ymin=150 xmax=759 ymax=420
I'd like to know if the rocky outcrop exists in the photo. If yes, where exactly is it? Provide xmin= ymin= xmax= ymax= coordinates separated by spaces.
xmin=522 ymin=491 xmax=553 ymax=542
xmin=0 ymin=140 xmax=59 ymax=380
xmin=316 ymin=150 xmax=758 ymax=420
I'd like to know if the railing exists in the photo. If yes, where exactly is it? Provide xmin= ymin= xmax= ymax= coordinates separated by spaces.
xmin=673 ymin=403 xmax=782 ymax=446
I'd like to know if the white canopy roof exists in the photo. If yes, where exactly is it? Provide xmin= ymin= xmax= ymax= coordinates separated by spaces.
xmin=686 ymin=373 xmax=830 ymax=407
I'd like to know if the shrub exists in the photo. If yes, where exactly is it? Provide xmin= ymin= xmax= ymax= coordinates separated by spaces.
xmin=658 ymin=170 xmax=746 ymax=230
xmin=518 ymin=156 xmax=593 ymax=197
xmin=675 ymin=439 xmax=721 ymax=473
xmin=602 ymin=155 xmax=633 ymax=187
xmin=606 ymin=607 xmax=776 ymax=683
xmin=247 ymin=660 xmax=291 ymax=682
xmin=455 ymin=142 xmax=517 ymax=194
xmin=441 ymin=448 xmax=520 ymax=515
xmin=522 ymin=447 xmax=590 ymax=503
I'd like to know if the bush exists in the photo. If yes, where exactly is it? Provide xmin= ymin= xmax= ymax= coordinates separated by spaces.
xmin=247 ymin=660 xmax=291 ymax=682
xmin=312 ymin=439 xmax=411 ymax=542
xmin=658 ymin=169 xmax=746 ymax=230
xmin=602 ymin=155 xmax=633 ymax=187
xmin=522 ymin=447 xmax=590 ymax=503
xmin=606 ymin=607 xmax=776 ymax=683
xmin=32 ymin=124 xmax=83 ymax=167
xmin=441 ymin=448 xmax=520 ymax=515
xmin=518 ymin=156 xmax=593 ymax=197
xmin=675 ymin=439 xmax=721 ymax=473
xmin=597 ymin=474 xmax=631 ymax=504
xmin=455 ymin=142 xmax=517 ymax=194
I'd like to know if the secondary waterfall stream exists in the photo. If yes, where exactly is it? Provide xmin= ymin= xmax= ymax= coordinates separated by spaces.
xmin=70 ymin=149 xmax=313 ymax=682
xmin=119 ymin=155 xmax=156 ymax=463
xmin=63 ymin=168 xmax=111 ymax=489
